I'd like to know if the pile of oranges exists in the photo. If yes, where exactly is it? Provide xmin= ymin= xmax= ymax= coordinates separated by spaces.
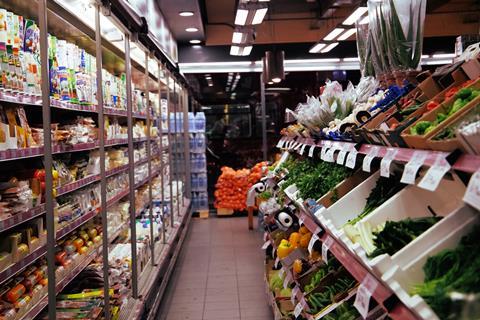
xmin=214 ymin=161 xmax=268 ymax=211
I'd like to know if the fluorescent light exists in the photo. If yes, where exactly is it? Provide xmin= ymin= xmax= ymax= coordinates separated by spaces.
xmin=232 ymin=32 xmax=244 ymax=44
xmin=324 ymin=28 xmax=344 ymax=41
xmin=230 ymin=45 xmax=253 ymax=56
xmin=272 ymin=77 xmax=282 ymax=83
xmin=421 ymin=54 xmax=430 ymax=59
xmin=235 ymin=9 xmax=249 ymax=25
xmin=309 ymin=43 xmax=326 ymax=53
xmin=268 ymin=81 xmax=274 ymax=84
xmin=242 ymin=46 xmax=253 ymax=56
xmin=252 ymin=7 xmax=268 ymax=25
xmin=320 ymin=42 xmax=339 ymax=53
xmin=266 ymin=87 xmax=291 ymax=91
xmin=338 ymin=28 xmax=356 ymax=41
xmin=185 ymin=27 xmax=198 ymax=32
xmin=289 ymin=58 xmax=341 ymax=63
xmin=192 ymin=45 xmax=201 ymax=49
xmin=432 ymin=53 xmax=456 ymax=58
xmin=359 ymin=16 xmax=369 ymax=24
xmin=343 ymin=57 xmax=359 ymax=62
xmin=179 ymin=11 xmax=194 ymax=17
xmin=343 ymin=7 xmax=368 ymax=25
xmin=190 ymin=40 xmax=201 ymax=44
xmin=425 ymin=59 xmax=453 ymax=65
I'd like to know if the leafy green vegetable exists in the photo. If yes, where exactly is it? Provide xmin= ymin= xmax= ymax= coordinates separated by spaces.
xmin=258 ymin=191 xmax=272 ymax=201
xmin=307 ymin=274 xmax=357 ymax=314
xmin=369 ymin=217 xmax=442 ymax=258
xmin=304 ymin=258 xmax=340 ymax=292
xmin=412 ymin=226 xmax=480 ymax=319
xmin=323 ymin=302 xmax=360 ymax=320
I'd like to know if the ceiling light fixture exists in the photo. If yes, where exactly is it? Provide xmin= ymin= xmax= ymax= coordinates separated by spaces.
xmin=343 ymin=7 xmax=368 ymax=25
xmin=272 ymin=77 xmax=281 ymax=83
xmin=234 ymin=3 xmax=269 ymax=26
xmin=185 ymin=27 xmax=198 ymax=32
xmin=230 ymin=45 xmax=252 ymax=56
xmin=232 ymin=32 xmax=243 ymax=44
xmin=324 ymin=28 xmax=344 ymax=41
xmin=337 ymin=28 xmax=356 ymax=41
xmin=309 ymin=43 xmax=326 ymax=53
xmin=190 ymin=39 xmax=201 ymax=44
xmin=432 ymin=53 xmax=456 ymax=58
xmin=179 ymin=11 xmax=194 ymax=17
xmin=320 ymin=42 xmax=339 ymax=53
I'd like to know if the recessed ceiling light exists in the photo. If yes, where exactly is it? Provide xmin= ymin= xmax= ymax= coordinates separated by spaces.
xmin=190 ymin=40 xmax=201 ymax=44
xmin=192 ymin=45 xmax=202 ymax=49
xmin=337 ymin=29 xmax=356 ymax=41
xmin=343 ymin=7 xmax=367 ymax=25
xmin=320 ymin=42 xmax=339 ymax=53
xmin=179 ymin=11 xmax=194 ymax=17
xmin=324 ymin=28 xmax=345 ymax=41
xmin=268 ymin=81 xmax=274 ymax=85
xmin=309 ymin=43 xmax=326 ymax=54
xmin=185 ymin=27 xmax=198 ymax=32
xmin=272 ymin=77 xmax=282 ymax=83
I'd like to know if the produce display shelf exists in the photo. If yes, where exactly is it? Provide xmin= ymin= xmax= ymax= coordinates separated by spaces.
xmin=19 ymin=244 xmax=102 ymax=320
xmin=278 ymin=137 xmax=480 ymax=174
xmin=0 ymin=204 xmax=46 ymax=233
xmin=312 ymin=287 xmax=358 ymax=320
xmin=264 ymin=271 xmax=284 ymax=320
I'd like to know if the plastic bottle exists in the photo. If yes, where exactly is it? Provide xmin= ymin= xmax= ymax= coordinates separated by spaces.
xmin=195 ymin=112 xmax=206 ymax=133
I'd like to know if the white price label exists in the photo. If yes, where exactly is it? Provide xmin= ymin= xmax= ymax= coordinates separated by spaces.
xmin=308 ymin=145 xmax=316 ymax=157
xmin=299 ymin=214 xmax=305 ymax=226
xmin=291 ymin=286 xmax=300 ymax=305
xmin=279 ymin=267 xmax=285 ymax=278
xmin=295 ymin=142 xmax=302 ymax=151
xmin=299 ymin=144 xmax=307 ymax=155
xmin=283 ymin=271 xmax=292 ymax=289
xmin=320 ymin=146 xmax=329 ymax=160
xmin=337 ymin=149 xmax=348 ymax=165
xmin=261 ymin=240 xmax=271 ymax=250
xmin=353 ymin=274 xmax=378 ymax=319
xmin=274 ymin=257 xmax=280 ymax=268
xmin=380 ymin=148 xmax=398 ymax=177
xmin=308 ymin=233 xmax=320 ymax=254
xmin=418 ymin=156 xmax=451 ymax=191
xmin=345 ymin=150 xmax=358 ymax=169
xmin=325 ymin=148 xmax=336 ymax=162
xmin=294 ymin=302 xmax=303 ymax=318
xmin=322 ymin=236 xmax=334 ymax=263
xmin=276 ymin=139 xmax=285 ymax=148
xmin=362 ymin=146 xmax=380 ymax=172
xmin=464 ymin=169 xmax=480 ymax=211
xmin=401 ymin=151 xmax=428 ymax=184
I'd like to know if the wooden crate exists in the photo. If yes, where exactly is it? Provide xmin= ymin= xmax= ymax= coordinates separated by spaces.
xmin=216 ymin=208 xmax=234 ymax=216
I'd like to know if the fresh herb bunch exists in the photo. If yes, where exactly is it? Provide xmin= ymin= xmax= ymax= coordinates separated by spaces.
xmin=412 ymin=226 xmax=480 ymax=319
xmin=347 ymin=173 xmax=405 ymax=226
xmin=369 ymin=217 xmax=442 ymax=258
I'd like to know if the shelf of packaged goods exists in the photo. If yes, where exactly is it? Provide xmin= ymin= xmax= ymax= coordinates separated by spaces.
xmin=105 ymin=138 xmax=128 ymax=147
xmin=52 ymin=142 xmax=98 ymax=154
xmin=0 ymin=90 xmax=41 ymax=106
xmin=19 ymin=244 xmax=102 ymax=320
xmin=56 ymin=208 xmax=101 ymax=241
xmin=104 ymin=107 xmax=128 ymax=117
xmin=134 ymin=170 xmax=160 ymax=190
xmin=278 ymin=136 xmax=480 ymax=174
xmin=56 ymin=174 xmax=101 ymax=197
xmin=108 ymin=220 xmax=129 ymax=244
xmin=50 ymin=99 xmax=97 ymax=113
xmin=106 ymin=163 xmax=130 ymax=178
xmin=0 ymin=245 xmax=47 ymax=286
xmin=132 ymin=112 xmax=147 ymax=120
xmin=294 ymin=209 xmax=418 ymax=320
xmin=0 ymin=205 xmax=46 ymax=233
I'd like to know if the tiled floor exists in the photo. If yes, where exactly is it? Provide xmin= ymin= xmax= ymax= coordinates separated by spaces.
xmin=156 ymin=216 xmax=273 ymax=320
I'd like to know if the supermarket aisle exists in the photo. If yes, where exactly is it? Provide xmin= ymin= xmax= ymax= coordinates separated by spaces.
xmin=156 ymin=216 xmax=272 ymax=320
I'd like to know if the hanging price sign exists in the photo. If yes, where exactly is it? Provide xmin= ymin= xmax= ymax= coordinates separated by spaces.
xmin=464 ymin=169 xmax=480 ymax=211
xmin=354 ymin=274 xmax=378 ymax=318
xmin=320 ymin=146 xmax=329 ymax=161
xmin=308 ymin=233 xmax=320 ymax=254
xmin=337 ymin=144 xmax=351 ymax=165
xmin=291 ymin=285 xmax=300 ymax=305
xmin=276 ymin=139 xmax=285 ymax=148
xmin=283 ymin=271 xmax=293 ymax=289
xmin=274 ymin=257 xmax=280 ymax=268
xmin=362 ymin=146 xmax=380 ymax=172
xmin=418 ymin=155 xmax=451 ymax=191
xmin=345 ymin=150 xmax=358 ymax=169
xmin=324 ymin=147 xmax=336 ymax=163
xmin=308 ymin=145 xmax=316 ymax=157
xmin=299 ymin=144 xmax=307 ymax=155
xmin=380 ymin=148 xmax=398 ymax=177
xmin=322 ymin=236 xmax=334 ymax=263
xmin=401 ymin=151 xmax=428 ymax=184
xmin=261 ymin=240 xmax=271 ymax=250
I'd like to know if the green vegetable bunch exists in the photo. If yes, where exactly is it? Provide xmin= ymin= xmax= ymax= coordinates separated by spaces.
xmin=347 ymin=173 xmax=405 ymax=226
xmin=369 ymin=216 xmax=442 ymax=258
xmin=307 ymin=275 xmax=357 ymax=315
xmin=304 ymin=258 xmax=340 ymax=293
xmin=323 ymin=302 xmax=360 ymax=320
xmin=412 ymin=226 xmax=480 ymax=319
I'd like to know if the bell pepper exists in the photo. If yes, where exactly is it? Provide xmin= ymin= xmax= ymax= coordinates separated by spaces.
xmin=300 ymin=232 xmax=312 ymax=248
xmin=456 ymin=88 xmax=472 ymax=100
xmin=277 ymin=239 xmax=294 ymax=259
xmin=449 ymin=98 xmax=467 ymax=115
xmin=445 ymin=87 xmax=459 ymax=100
xmin=426 ymin=101 xmax=439 ymax=111
xmin=289 ymin=232 xmax=302 ymax=249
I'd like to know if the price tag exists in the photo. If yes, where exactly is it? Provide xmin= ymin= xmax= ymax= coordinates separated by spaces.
xmin=299 ymin=144 xmax=307 ymax=155
xmin=263 ymin=232 xmax=268 ymax=242
xmin=320 ymin=146 xmax=329 ymax=161
xmin=336 ymin=145 xmax=351 ymax=165
xmin=353 ymin=274 xmax=378 ymax=319
xmin=294 ymin=142 xmax=302 ymax=151
xmin=308 ymin=145 xmax=316 ymax=157
xmin=464 ymin=169 xmax=480 ymax=211
xmin=294 ymin=302 xmax=303 ymax=318
xmin=308 ymin=233 xmax=320 ymax=254
xmin=289 ymin=141 xmax=296 ymax=150
xmin=324 ymin=147 xmax=336 ymax=163
xmin=345 ymin=150 xmax=358 ymax=169
xmin=298 ymin=214 xmax=305 ymax=226
xmin=418 ymin=156 xmax=451 ymax=191
xmin=261 ymin=240 xmax=271 ymax=250
xmin=401 ymin=151 xmax=428 ymax=184
xmin=279 ymin=267 xmax=285 ymax=278
xmin=291 ymin=285 xmax=300 ymax=305
xmin=322 ymin=236 xmax=334 ymax=263
xmin=380 ymin=148 xmax=398 ymax=178
xmin=362 ymin=146 xmax=380 ymax=172
xmin=283 ymin=271 xmax=292 ymax=289
xmin=274 ymin=257 xmax=280 ymax=268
